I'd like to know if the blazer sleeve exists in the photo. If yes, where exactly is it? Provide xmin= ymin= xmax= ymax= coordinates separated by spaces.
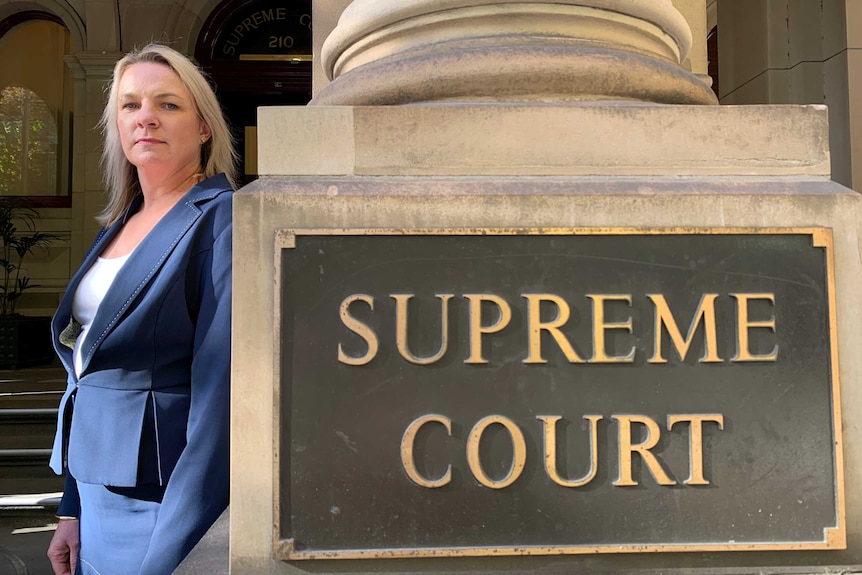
xmin=138 ymin=220 xmax=232 ymax=575
xmin=56 ymin=471 xmax=80 ymax=517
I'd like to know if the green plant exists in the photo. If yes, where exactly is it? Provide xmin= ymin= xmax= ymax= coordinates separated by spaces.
xmin=0 ymin=198 xmax=60 ymax=317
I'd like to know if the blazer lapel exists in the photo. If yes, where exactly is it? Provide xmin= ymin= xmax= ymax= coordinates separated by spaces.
xmin=76 ymin=178 xmax=228 ymax=375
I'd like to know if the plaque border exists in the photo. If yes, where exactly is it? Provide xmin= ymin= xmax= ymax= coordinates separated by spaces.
xmin=270 ymin=227 xmax=845 ymax=560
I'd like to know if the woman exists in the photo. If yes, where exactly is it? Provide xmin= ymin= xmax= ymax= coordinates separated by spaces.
xmin=46 ymin=44 xmax=236 ymax=575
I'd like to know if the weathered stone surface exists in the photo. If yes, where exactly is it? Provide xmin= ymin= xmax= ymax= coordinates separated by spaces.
xmin=233 ymin=171 xmax=862 ymax=573
xmin=258 ymin=104 xmax=830 ymax=177
xmin=322 ymin=0 xmax=694 ymax=76
xmin=230 ymin=3 xmax=861 ymax=573
xmin=312 ymin=0 xmax=716 ymax=105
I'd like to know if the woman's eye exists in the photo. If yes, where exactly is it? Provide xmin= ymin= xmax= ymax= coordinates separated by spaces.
xmin=164 ymin=103 xmax=179 ymax=110
xmin=122 ymin=102 xmax=139 ymax=110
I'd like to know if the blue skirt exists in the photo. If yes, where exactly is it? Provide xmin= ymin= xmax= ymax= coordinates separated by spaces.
xmin=76 ymin=482 xmax=165 ymax=575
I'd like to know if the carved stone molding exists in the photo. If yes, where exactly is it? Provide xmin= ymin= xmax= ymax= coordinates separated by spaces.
xmin=65 ymin=51 xmax=123 ymax=77
xmin=312 ymin=0 xmax=717 ymax=105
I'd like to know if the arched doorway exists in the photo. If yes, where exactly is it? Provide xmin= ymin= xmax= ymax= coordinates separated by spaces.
xmin=0 ymin=11 xmax=73 ymax=205
xmin=195 ymin=0 xmax=312 ymax=183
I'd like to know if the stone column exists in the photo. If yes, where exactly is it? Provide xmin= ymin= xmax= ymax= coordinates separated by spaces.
xmin=64 ymin=52 xmax=121 ymax=265
xmin=670 ymin=0 xmax=708 ymax=78
xmin=313 ymin=0 xmax=716 ymax=105
xmin=228 ymin=1 xmax=862 ymax=573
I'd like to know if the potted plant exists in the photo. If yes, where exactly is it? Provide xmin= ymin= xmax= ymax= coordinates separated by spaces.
xmin=0 ymin=198 xmax=60 ymax=367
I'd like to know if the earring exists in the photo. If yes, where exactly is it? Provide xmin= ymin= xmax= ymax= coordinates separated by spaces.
xmin=200 ymin=136 xmax=207 ymax=144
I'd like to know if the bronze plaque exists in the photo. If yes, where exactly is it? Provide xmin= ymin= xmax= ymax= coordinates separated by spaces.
xmin=273 ymin=228 xmax=844 ymax=560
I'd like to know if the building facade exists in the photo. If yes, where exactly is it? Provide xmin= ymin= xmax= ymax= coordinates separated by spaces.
xmin=0 ymin=0 xmax=859 ymax=315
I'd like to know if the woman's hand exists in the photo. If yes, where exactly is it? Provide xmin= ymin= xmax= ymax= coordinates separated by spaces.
xmin=47 ymin=518 xmax=79 ymax=575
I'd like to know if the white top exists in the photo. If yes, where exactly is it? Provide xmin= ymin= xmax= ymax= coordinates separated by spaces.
xmin=72 ymin=253 xmax=131 ymax=377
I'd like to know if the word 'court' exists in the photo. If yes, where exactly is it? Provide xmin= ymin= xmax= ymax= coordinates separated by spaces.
xmin=400 ymin=413 xmax=725 ymax=490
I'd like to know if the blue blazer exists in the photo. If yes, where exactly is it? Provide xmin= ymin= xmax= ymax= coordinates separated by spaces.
xmin=49 ymin=174 xmax=233 ymax=574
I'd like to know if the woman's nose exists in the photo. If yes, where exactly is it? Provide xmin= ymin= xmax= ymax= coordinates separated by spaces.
xmin=136 ymin=101 xmax=158 ymax=127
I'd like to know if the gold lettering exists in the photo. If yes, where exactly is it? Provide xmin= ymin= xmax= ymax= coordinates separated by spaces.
xmin=522 ymin=294 xmax=585 ymax=364
xmin=225 ymin=30 xmax=241 ymax=47
xmin=337 ymin=294 xmax=378 ymax=366
xmin=613 ymin=415 xmax=676 ymax=487
xmin=668 ymin=414 xmax=724 ymax=486
xmin=392 ymin=294 xmax=453 ymax=365
xmin=648 ymin=294 xmax=722 ymax=363
xmin=261 ymin=8 xmax=274 ymax=22
xmin=464 ymin=294 xmax=511 ymax=364
xmin=538 ymin=415 xmax=601 ymax=487
xmin=731 ymin=293 xmax=778 ymax=362
xmin=466 ymin=416 xmax=526 ymax=489
xmin=588 ymin=295 xmax=635 ymax=363
xmin=400 ymin=415 xmax=452 ymax=488
xmin=276 ymin=7 xmax=286 ymax=19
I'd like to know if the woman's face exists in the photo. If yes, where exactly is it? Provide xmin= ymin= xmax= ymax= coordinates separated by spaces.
xmin=116 ymin=62 xmax=211 ymax=176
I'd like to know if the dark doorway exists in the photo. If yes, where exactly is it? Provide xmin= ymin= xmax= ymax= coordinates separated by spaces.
xmin=195 ymin=0 xmax=312 ymax=183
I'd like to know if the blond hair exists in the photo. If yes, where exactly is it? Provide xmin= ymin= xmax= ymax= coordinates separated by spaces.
xmin=97 ymin=44 xmax=237 ymax=226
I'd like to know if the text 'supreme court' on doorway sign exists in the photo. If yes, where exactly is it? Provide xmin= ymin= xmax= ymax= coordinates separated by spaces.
xmin=272 ymin=228 xmax=844 ymax=559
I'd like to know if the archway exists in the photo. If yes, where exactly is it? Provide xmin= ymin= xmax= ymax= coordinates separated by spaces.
xmin=195 ymin=0 xmax=312 ymax=183
xmin=0 ymin=11 xmax=73 ymax=204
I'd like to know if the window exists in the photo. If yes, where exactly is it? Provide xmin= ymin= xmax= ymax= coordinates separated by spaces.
xmin=0 ymin=16 xmax=72 ymax=199
xmin=0 ymin=86 xmax=58 ymax=195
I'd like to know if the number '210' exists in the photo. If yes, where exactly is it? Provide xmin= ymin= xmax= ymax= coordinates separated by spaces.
xmin=269 ymin=36 xmax=294 ymax=48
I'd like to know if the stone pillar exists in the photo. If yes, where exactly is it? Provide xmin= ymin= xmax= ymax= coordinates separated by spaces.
xmin=228 ymin=1 xmax=862 ymax=573
xmin=670 ymin=0 xmax=708 ymax=78
xmin=313 ymin=0 xmax=716 ymax=105
xmin=64 ymin=52 xmax=121 ymax=265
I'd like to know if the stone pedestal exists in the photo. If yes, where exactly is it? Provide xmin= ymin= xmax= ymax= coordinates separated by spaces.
xmin=231 ymin=102 xmax=862 ymax=573
xmin=227 ymin=1 xmax=862 ymax=573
